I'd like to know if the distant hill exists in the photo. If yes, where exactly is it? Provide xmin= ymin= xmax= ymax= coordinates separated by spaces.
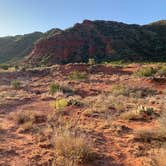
xmin=0 ymin=20 xmax=166 ymax=65
xmin=27 ymin=20 xmax=166 ymax=66
xmin=0 ymin=32 xmax=43 ymax=64
xmin=148 ymin=20 xmax=166 ymax=25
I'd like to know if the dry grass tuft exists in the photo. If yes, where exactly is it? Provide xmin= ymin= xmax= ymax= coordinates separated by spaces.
xmin=49 ymin=82 xmax=74 ymax=96
xmin=9 ymin=111 xmax=45 ymax=132
xmin=120 ymin=105 xmax=154 ymax=121
xmin=12 ymin=111 xmax=35 ymax=125
xmin=20 ymin=121 xmax=33 ymax=132
xmin=11 ymin=80 xmax=21 ymax=89
xmin=134 ymin=109 xmax=166 ymax=143
xmin=54 ymin=132 xmax=95 ymax=165
xmin=68 ymin=70 xmax=88 ymax=80
xmin=134 ymin=67 xmax=157 ymax=77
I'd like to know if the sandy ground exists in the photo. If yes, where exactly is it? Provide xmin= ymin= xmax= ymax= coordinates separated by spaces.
xmin=0 ymin=64 xmax=165 ymax=166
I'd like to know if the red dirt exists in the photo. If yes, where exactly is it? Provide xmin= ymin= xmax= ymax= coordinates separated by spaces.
xmin=0 ymin=64 xmax=165 ymax=166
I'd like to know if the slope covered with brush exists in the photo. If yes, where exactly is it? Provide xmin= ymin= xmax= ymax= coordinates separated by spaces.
xmin=0 ymin=32 xmax=43 ymax=64
xmin=27 ymin=20 xmax=166 ymax=66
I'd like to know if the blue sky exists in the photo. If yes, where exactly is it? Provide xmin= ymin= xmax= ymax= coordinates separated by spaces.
xmin=0 ymin=0 xmax=165 ymax=36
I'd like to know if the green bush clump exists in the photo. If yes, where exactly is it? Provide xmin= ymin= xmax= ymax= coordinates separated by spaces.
xmin=49 ymin=83 xmax=61 ymax=95
xmin=11 ymin=80 xmax=21 ymax=89
xmin=111 ymin=85 xmax=156 ymax=98
xmin=49 ymin=83 xmax=74 ymax=95
xmin=0 ymin=64 xmax=9 ymax=70
xmin=54 ymin=98 xmax=68 ymax=110
xmin=68 ymin=99 xmax=84 ymax=107
xmin=111 ymin=84 xmax=129 ymax=96
xmin=68 ymin=70 xmax=88 ymax=80
xmin=158 ymin=66 xmax=166 ymax=76
xmin=137 ymin=105 xmax=154 ymax=116
xmin=88 ymin=58 xmax=96 ymax=65
xmin=134 ymin=67 xmax=157 ymax=77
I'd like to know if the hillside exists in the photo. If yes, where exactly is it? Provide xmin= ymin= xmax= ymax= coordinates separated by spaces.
xmin=0 ymin=32 xmax=43 ymax=64
xmin=0 ymin=20 xmax=166 ymax=65
xmin=27 ymin=20 xmax=166 ymax=66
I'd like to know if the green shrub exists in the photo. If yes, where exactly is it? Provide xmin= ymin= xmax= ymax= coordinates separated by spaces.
xmin=158 ymin=66 xmax=166 ymax=76
xmin=49 ymin=83 xmax=74 ymax=95
xmin=134 ymin=67 xmax=157 ymax=77
xmin=129 ymin=87 xmax=156 ymax=98
xmin=54 ymin=98 xmax=68 ymax=110
xmin=111 ymin=85 xmax=156 ymax=98
xmin=111 ymin=84 xmax=129 ymax=96
xmin=137 ymin=105 xmax=154 ymax=116
xmin=88 ymin=58 xmax=96 ymax=65
xmin=11 ymin=80 xmax=21 ymax=89
xmin=49 ymin=83 xmax=61 ymax=95
xmin=68 ymin=70 xmax=88 ymax=80
xmin=0 ymin=64 xmax=9 ymax=70
xmin=68 ymin=99 xmax=84 ymax=107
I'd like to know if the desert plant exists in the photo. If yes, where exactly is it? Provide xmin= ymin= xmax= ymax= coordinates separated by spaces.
xmin=111 ymin=85 xmax=157 ymax=98
xmin=68 ymin=70 xmax=88 ymax=80
xmin=120 ymin=106 xmax=154 ymax=121
xmin=0 ymin=64 xmax=9 ymax=70
xmin=129 ymin=87 xmax=157 ymax=98
xmin=111 ymin=84 xmax=129 ymax=96
xmin=14 ymin=65 xmax=19 ymax=70
xmin=134 ymin=67 xmax=157 ymax=77
xmin=54 ymin=98 xmax=68 ymax=110
xmin=11 ymin=80 xmax=21 ymax=89
xmin=120 ymin=110 xmax=141 ymax=120
xmin=68 ymin=98 xmax=83 ymax=107
xmin=134 ymin=129 xmax=157 ymax=142
xmin=158 ymin=66 xmax=166 ymax=77
xmin=83 ymin=94 xmax=127 ymax=118
xmin=134 ymin=128 xmax=166 ymax=143
xmin=137 ymin=105 xmax=154 ymax=116
xmin=49 ymin=83 xmax=61 ymax=95
xmin=82 ymin=109 xmax=95 ymax=117
xmin=134 ymin=110 xmax=166 ymax=143
xmin=54 ymin=133 xmax=94 ymax=165
xmin=88 ymin=58 xmax=96 ymax=65
xmin=14 ymin=111 xmax=35 ymax=125
xmin=20 ymin=121 xmax=33 ymax=132
xmin=49 ymin=83 xmax=74 ymax=96
xmin=60 ymin=85 xmax=75 ymax=95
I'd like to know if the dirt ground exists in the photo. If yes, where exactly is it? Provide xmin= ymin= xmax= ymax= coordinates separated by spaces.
xmin=0 ymin=63 xmax=165 ymax=166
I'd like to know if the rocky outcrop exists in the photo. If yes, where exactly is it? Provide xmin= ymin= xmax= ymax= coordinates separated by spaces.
xmin=27 ymin=20 xmax=166 ymax=66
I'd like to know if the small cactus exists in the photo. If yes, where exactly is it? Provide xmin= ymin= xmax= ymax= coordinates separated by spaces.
xmin=137 ymin=105 xmax=154 ymax=115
